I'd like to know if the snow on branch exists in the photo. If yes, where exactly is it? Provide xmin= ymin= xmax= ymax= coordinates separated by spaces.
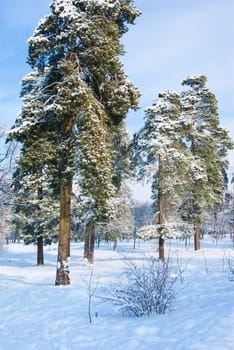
xmin=137 ymin=223 xmax=193 ymax=240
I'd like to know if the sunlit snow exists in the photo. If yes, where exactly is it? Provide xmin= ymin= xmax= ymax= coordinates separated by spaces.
xmin=0 ymin=237 xmax=233 ymax=349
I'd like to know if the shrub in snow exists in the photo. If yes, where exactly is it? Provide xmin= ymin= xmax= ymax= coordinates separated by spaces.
xmin=111 ymin=256 xmax=180 ymax=317
xmin=137 ymin=224 xmax=159 ymax=240
xmin=137 ymin=223 xmax=193 ymax=240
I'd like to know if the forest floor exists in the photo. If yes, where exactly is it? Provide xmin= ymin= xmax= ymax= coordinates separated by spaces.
xmin=0 ymin=236 xmax=233 ymax=350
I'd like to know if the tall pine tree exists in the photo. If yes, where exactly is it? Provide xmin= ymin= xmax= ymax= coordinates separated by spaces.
xmin=180 ymin=75 xmax=234 ymax=249
xmin=133 ymin=75 xmax=233 ymax=256
xmin=133 ymin=91 xmax=190 ymax=259
xmin=9 ymin=0 xmax=140 ymax=284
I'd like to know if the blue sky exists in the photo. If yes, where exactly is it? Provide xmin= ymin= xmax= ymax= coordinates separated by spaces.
xmin=0 ymin=0 xmax=233 ymax=168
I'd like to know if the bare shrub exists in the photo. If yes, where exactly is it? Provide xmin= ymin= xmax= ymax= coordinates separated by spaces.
xmin=110 ymin=256 xmax=181 ymax=317
xmin=222 ymin=250 xmax=234 ymax=281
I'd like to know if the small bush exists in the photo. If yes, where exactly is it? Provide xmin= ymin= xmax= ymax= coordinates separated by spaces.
xmin=111 ymin=256 xmax=180 ymax=317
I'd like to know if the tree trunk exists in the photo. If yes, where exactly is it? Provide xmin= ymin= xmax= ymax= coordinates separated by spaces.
xmin=84 ymin=231 xmax=89 ymax=260
xmin=194 ymin=223 xmax=201 ymax=251
xmin=159 ymin=236 xmax=165 ymax=260
xmin=37 ymin=236 xmax=44 ymax=265
xmin=158 ymin=153 xmax=165 ymax=260
xmin=83 ymin=221 xmax=96 ymax=264
xmin=113 ymin=239 xmax=117 ymax=251
xmin=37 ymin=185 xmax=44 ymax=265
xmin=88 ymin=222 xmax=95 ymax=265
xmin=55 ymin=108 xmax=73 ymax=285
xmin=55 ymin=181 xmax=71 ymax=286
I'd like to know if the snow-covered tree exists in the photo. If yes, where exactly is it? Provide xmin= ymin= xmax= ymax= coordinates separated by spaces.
xmin=179 ymin=75 xmax=234 ymax=250
xmin=133 ymin=76 xmax=233 ymax=256
xmin=8 ymin=0 xmax=140 ymax=284
xmin=100 ymin=183 xmax=134 ymax=249
xmin=0 ymin=125 xmax=16 ymax=246
xmin=11 ymin=165 xmax=60 ymax=265
xmin=133 ymin=91 xmax=190 ymax=259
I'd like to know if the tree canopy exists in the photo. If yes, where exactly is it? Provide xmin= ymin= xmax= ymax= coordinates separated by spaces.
xmin=8 ymin=0 xmax=140 ymax=284
xmin=133 ymin=75 xmax=233 ymax=255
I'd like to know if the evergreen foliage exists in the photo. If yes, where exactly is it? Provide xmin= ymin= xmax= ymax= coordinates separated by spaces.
xmin=8 ymin=0 xmax=140 ymax=283
xmin=0 ymin=125 xmax=15 ymax=244
xmin=133 ymin=75 xmax=233 ymax=254
xmin=179 ymin=75 xmax=234 ymax=226
xmin=12 ymin=168 xmax=60 ymax=246
xmin=100 ymin=183 xmax=134 ymax=244
xmin=133 ymin=90 xmax=191 ymax=258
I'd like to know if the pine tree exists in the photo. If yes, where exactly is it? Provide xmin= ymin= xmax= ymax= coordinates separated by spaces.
xmin=0 ymin=125 xmax=16 ymax=245
xmin=100 ymin=183 xmax=134 ymax=249
xmin=9 ymin=0 xmax=140 ymax=284
xmin=9 ymin=70 xmax=60 ymax=263
xmin=11 ymin=164 xmax=60 ymax=264
xmin=179 ymin=75 xmax=234 ymax=250
xmin=133 ymin=91 xmax=190 ymax=259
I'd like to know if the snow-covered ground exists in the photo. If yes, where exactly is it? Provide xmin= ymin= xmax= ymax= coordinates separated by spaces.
xmin=0 ymin=236 xmax=233 ymax=350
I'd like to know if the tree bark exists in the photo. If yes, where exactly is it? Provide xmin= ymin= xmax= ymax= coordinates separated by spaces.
xmin=55 ymin=181 xmax=71 ymax=285
xmin=83 ymin=221 xmax=96 ymax=264
xmin=37 ymin=185 xmax=44 ymax=265
xmin=194 ymin=223 xmax=201 ymax=251
xmin=159 ymin=236 xmax=165 ymax=261
xmin=84 ymin=231 xmax=89 ymax=260
xmin=88 ymin=222 xmax=95 ymax=265
xmin=55 ymin=107 xmax=73 ymax=285
xmin=37 ymin=236 xmax=44 ymax=265
xmin=113 ymin=239 xmax=117 ymax=251
xmin=158 ymin=153 xmax=165 ymax=260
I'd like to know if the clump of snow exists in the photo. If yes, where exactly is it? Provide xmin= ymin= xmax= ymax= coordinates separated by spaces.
xmin=0 ymin=237 xmax=233 ymax=349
